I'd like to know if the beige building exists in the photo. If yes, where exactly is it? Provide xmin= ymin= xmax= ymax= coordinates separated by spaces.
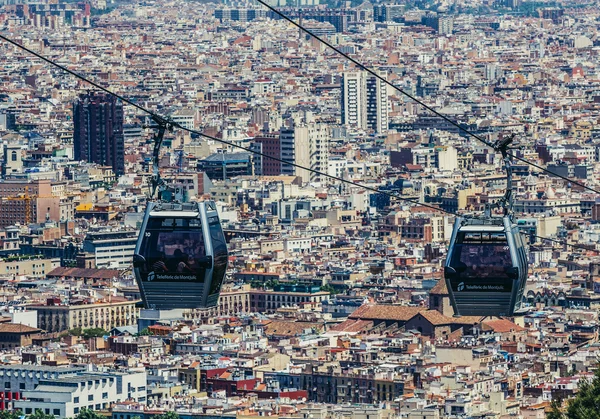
xmin=184 ymin=285 xmax=252 ymax=322
xmin=0 ymin=257 xmax=60 ymax=278
xmin=31 ymin=300 xmax=140 ymax=332
xmin=0 ymin=179 xmax=61 ymax=227
xmin=184 ymin=284 xmax=330 ymax=320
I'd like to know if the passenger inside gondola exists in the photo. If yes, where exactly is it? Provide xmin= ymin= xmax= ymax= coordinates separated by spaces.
xmin=140 ymin=227 xmax=207 ymax=280
xmin=451 ymin=233 xmax=513 ymax=280
xmin=151 ymin=251 xmax=168 ymax=273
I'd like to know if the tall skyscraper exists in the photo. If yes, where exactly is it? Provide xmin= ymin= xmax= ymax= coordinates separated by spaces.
xmin=341 ymin=71 xmax=367 ymax=129
xmin=366 ymin=73 xmax=389 ymax=134
xmin=73 ymin=92 xmax=125 ymax=176
xmin=341 ymin=71 xmax=388 ymax=133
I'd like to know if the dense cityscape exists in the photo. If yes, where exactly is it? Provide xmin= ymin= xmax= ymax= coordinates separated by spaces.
xmin=0 ymin=0 xmax=599 ymax=417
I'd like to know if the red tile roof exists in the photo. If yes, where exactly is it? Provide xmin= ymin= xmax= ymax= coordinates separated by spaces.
xmin=329 ymin=319 xmax=374 ymax=333
xmin=349 ymin=304 xmax=425 ymax=322
xmin=429 ymin=280 xmax=449 ymax=295
xmin=0 ymin=323 xmax=40 ymax=333
xmin=482 ymin=319 xmax=525 ymax=333
xmin=47 ymin=267 xmax=122 ymax=280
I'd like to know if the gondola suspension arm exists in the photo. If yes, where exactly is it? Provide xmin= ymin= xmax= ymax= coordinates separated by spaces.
xmin=492 ymin=134 xmax=517 ymax=216
xmin=149 ymin=116 xmax=174 ymax=200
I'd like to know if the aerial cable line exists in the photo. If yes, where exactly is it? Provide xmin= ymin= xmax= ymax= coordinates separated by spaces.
xmin=0 ymin=33 xmax=595 ymax=253
xmin=531 ymin=234 xmax=598 ymax=253
xmin=0 ymin=34 xmax=450 ymax=215
xmin=252 ymin=0 xmax=600 ymax=196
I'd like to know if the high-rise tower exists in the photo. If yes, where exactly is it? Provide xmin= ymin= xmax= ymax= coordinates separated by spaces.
xmin=341 ymin=71 xmax=388 ymax=133
xmin=341 ymin=71 xmax=367 ymax=129
xmin=73 ymin=92 xmax=125 ymax=176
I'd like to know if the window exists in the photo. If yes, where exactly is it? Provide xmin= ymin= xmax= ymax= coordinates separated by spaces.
xmin=88 ymin=395 xmax=93 ymax=401
xmin=4 ymin=382 xmax=9 ymax=389
xmin=19 ymin=383 xmax=24 ymax=390
xmin=11 ymin=151 xmax=16 ymax=162
xmin=74 ymin=397 xmax=79 ymax=403
xmin=102 ymin=392 xmax=108 ymax=399
xmin=74 ymin=408 xmax=79 ymax=414
xmin=53 ymin=409 xmax=60 ymax=416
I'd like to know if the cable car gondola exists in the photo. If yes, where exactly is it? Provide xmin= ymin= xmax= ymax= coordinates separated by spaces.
xmin=444 ymin=136 xmax=528 ymax=317
xmin=133 ymin=119 xmax=228 ymax=310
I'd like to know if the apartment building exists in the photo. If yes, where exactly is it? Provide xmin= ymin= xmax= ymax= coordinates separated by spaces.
xmin=32 ymin=300 xmax=140 ymax=333
xmin=0 ymin=364 xmax=86 ymax=411
xmin=14 ymin=371 xmax=146 ymax=418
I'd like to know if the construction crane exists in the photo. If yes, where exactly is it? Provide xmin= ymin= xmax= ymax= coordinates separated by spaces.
xmin=4 ymin=184 xmax=34 ymax=225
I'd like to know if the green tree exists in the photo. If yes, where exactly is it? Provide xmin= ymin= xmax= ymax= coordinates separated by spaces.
xmin=137 ymin=327 xmax=153 ymax=336
xmin=0 ymin=410 xmax=21 ymax=419
xmin=549 ymin=368 xmax=600 ymax=418
xmin=82 ymin=328 xmax=107 ymax=339
xmin=320 ymin=284 xmax=337 ymax=294
xmin=69 ymin=327 xmax=82 ymax=336
xmin=548 ymin=398 xmax=564 ymax=419
xmin=154 ymin=412 xmax=180 ymax=419
xmin=28 ymin=410 xmax=56 ymax=419
xmin=75 ymin=408 xmax=103 ymax=419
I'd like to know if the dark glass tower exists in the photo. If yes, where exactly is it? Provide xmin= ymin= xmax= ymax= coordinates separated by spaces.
xmin=73 ymin=92 xmax=124 ymax=176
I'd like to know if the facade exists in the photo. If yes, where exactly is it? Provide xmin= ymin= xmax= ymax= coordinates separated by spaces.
xmin=14 ymin=371 xmax=147 ymax=418
xmin=3 ymin=143 xmax=22 ymax=176
xmin=82 ymin=230 xmax=137 ymax=269
xmin=342 ymin=71 xmax=388 ymax=133
xmin=197 ymin=152 xmax=253 ymax=181
xmin=0 ymin=257 xmax=60 ymax=278
xmin=366 ymin=72 xmax=388 ymax=133
xmin=184 ymin=286 xmax=252 ymax=321
xmin=213 ymin=8 xmax=267 ymax=22
xmin=0 ymin=365 xmax=86 ymax=411
xmin=32 ymin=300 xmax=140 ymax=333
xmin=250 ymin=285 xmax=330 ymax=313
xmin=73 ymin=92 xmax=125 ymax=176
xmin=0 ymin=180 xmax=60 ymax=227
xmin=252 ymin=134 xmax=281 ymax=176
xmin=0 ymin=323 xmax=41 ymax=350
xmin=341 ymin=72 xmax=367 ymax=129
xmin=280 ymin=123 xmax=329 ymax=183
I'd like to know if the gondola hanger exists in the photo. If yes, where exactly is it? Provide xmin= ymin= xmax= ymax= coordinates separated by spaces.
xmin=132 ymin=117 xmax=229 ymax=311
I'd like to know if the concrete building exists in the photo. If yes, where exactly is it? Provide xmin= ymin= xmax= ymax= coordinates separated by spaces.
xmin=2 ymin=143 xmax=23 ymax=176
xmin=341 ymin=71 xmax=367 ymax=129
xmin=342 ymin=71 xmax=388 ymax=133
xmin=0 ymin=365 xmax=86 ymax=411
xmin=82 ymin=230 xmax=137 ymax=269
xmin=280 ymin=123 xmax=329 ymax=183
xmin=32 ymin=300 xmax=140 ymax=333
xmin=0 ymin=180 xmax=60 ymax=227
xmin=366 ymin=72 xmax=389 ymax=134
xmin=14 ymin=371 xmax=147 ymax=418
xmin=73 ymin=92 xmax=125 ymax=176
xmin=250 ymin=285 xmax=330 ymax=313
xmin=197 ymin=152 xmax=253 ymax=181
xmin=252 ymin=134 xmax=281 ymax=176
xmin=0 ymin=256 xmax=60 ymax=278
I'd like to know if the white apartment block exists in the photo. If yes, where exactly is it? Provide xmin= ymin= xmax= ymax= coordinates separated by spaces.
xmin=342 ymin=71 xmax=389 ymax=134
xmin=82 ymin=231 xmax=137 ymax=269
xmin=366 ymin=73 xmax=389 ymax=134
xmin=14 ymin=371 xmax=147 ymax=418
xmin=341 ymin=71 xmax=367 ymax=129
